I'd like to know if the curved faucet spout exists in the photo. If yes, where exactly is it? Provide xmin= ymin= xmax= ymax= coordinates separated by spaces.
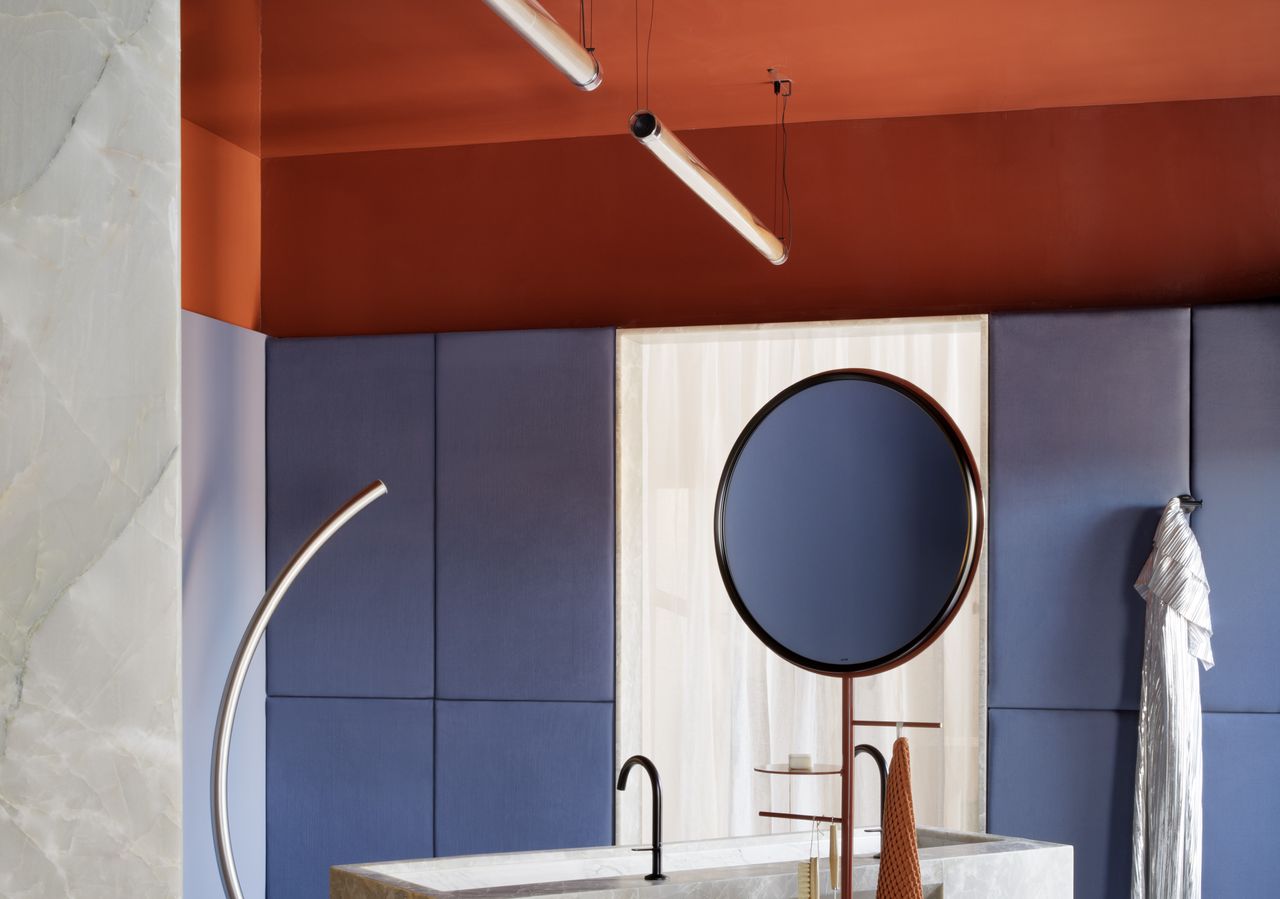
xmin=617 ymin=754 xmax=666 ymax=881
xmin=854 ymin=743 xmax=888 ymax=824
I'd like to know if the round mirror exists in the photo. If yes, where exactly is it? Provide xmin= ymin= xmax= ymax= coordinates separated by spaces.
xmin=714 ymin=370 xmax=982 ymax=676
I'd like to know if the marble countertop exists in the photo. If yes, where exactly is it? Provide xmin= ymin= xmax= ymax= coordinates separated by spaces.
xmin=332 ymin=828 xmax=1071 ymax=899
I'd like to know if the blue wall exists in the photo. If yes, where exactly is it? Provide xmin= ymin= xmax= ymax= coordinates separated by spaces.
xmin=433 ymin=330 xmax=616 ymax=856
xmin=264 ymin=329 xmax=614 ymax=898
xmin=266 ymin=334 xmax=437 ymax=700
xmin=1190 ymin=305 xmax=1280 ymax=895
xmin=988 ymin=303 xmax=1280 ymax=896
xmin=258 ymin=307 xmax=1279 ymax=897
xmin=182 ymin=312 xmax=267 ymax=899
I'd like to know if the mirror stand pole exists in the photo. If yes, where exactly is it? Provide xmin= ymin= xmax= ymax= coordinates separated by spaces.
xmin=840 ymin=675 xmax=855 ymax=898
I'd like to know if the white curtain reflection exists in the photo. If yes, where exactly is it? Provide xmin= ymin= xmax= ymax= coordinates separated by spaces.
xmin=616 ymin=318 xmax=987 ymax=844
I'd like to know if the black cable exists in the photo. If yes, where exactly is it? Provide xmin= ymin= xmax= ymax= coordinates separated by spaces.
xmin=645 ymin=0 xmax=656 ymax=108
xmin=578 ymin=0 xmax=598 ymax=54
xmin=780 ymin=86 xmax=793 ymax=253
xmin=634 ymin=0 xmax=640 ymax=109
xmin=772 ymin=91 xmax=780 ymax=237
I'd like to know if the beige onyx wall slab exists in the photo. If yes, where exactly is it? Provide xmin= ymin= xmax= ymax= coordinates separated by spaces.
xmin=616 ymin=318 xmax=987 ymax=844
xmin=0 ymin=0 xmax=182 ymax=895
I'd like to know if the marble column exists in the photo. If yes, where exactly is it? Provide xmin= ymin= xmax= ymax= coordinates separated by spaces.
xmin=0 ymin=0 xmax=182 ymax=895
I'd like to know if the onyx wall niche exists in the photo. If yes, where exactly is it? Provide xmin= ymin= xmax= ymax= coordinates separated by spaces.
xmin=0 ymin=1 xmax=183 ymax=894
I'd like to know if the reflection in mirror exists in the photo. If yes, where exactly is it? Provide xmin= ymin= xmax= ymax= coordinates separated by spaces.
xmin=716 ymin=372 xmax=980 ymax=675
xmin=616 ymin=320 xmax=987 ymax=845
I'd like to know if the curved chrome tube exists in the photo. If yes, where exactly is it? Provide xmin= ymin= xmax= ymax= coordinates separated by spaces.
xmin=211 ymin=480 xmax=389 ymax=899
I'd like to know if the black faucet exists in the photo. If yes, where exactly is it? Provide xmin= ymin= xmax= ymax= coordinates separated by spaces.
xmin=855 ymin=744 xmax=888 ymax=824
xmin=617 ymin=754 xmax=666 ymax=881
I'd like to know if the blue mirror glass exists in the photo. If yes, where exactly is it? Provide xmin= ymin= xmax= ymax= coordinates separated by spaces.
xmin=714 ymin=371 xmax=982 ymax=675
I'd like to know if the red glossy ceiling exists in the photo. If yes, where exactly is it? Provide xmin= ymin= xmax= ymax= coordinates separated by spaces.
xmin=258 ymin=0 xmax=1280 ymax=158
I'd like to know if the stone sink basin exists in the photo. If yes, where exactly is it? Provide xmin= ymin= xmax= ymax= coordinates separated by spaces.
xmin=333 ymin=827 xmax=1070 ymax=898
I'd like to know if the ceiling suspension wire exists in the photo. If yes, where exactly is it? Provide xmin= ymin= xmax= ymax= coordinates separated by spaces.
xmin=578 ymin=0 xmax=595 ymax=52
xmin=772 ymin=89 xmax=780 ymax=237
xmin=767 ymin=69 xmax=794 ymax=249
xmin=645 ymin=0 xmax=656 ymax=108
xmin=577 ymin=0 xmax=597 ymax=61
xmin=779 ymin=79 xmax=794 ymax=253
xmin=634 ymin=0 xmax=657 ymax=109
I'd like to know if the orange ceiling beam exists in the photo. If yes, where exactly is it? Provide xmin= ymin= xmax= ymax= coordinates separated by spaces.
xmin=261 ymin=96 xmax=1280 ymax=337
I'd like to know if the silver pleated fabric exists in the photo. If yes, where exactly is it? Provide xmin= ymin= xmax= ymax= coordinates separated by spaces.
xmin=1131 ymin=498 xmax=1213 ymax=899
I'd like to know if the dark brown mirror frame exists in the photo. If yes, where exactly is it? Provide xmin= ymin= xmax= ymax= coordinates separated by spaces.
xmin=712 ymin=369 xmax=984 ymax=897
xmin=713 ymin=368 xmax=985 ymax=677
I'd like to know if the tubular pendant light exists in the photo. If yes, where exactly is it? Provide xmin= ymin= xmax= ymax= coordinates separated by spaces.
xmin=630 ymin=111 xmax=788 ymax=264
xmin=483 ymin=0 xmax=602 ymax=90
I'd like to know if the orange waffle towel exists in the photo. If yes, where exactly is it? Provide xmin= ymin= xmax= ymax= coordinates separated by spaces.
xmin=875 ymin=737 xmax=923 ymax=899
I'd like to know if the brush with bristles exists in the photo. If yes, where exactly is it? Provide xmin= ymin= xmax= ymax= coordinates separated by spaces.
xmin=797 ymin=856 xmax=819 ymax=899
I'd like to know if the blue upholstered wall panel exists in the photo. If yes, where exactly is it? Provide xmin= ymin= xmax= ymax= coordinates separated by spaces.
xmin=266 ymin=698 xmax=433 ymax=899
xmin=988 ymin=309 xmax=1192 ymax=898
xmin=435 ymin=329 xmax=615 ymax=702
xmin=990 ymin=304 xmax=1280 ymax=899
xmin=1202 ymin=712 xmax=1280 ymax=895
xmin=988 ymin=708 xmax=1137 ymax=899
xmin=266 ymin=335 xmax=435 ymax=698
xmin=266 ymin=329 xmax=616 ymax=878
xmin=992 ymin=710 xmax=1280 ymax=897
xmin=1191 ymin=304 xmax=1280 ymax=714
xmin=989 ymin=309 xmax=1191 ymax=712
xmin=434 ymin=700 xmax=613 ymax=857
